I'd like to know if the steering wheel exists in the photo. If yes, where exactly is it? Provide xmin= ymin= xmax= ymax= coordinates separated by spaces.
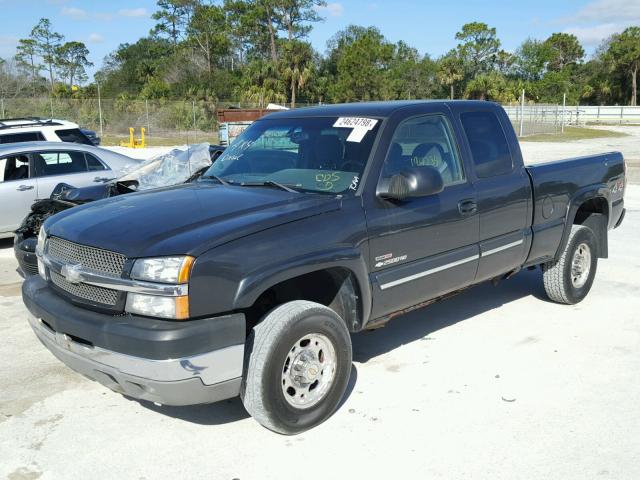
xmin=340 ymin=160 xmax=363 ymax=172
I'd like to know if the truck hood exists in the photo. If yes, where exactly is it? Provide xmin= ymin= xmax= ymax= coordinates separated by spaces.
xmin=45 ymin=183 xmax=342 ymax=258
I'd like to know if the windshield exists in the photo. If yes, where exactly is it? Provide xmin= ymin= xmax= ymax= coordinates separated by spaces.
xmin=203 ymin=116 xmax=381 ymax=194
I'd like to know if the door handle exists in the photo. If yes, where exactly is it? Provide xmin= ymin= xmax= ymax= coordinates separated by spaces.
xmin=93 ymin=177 xmax=110 ymax=182
xmin=458 ymin=199 xmax=477 ymax=216
xmin=16 ymin=185 xmax=34 ymax=191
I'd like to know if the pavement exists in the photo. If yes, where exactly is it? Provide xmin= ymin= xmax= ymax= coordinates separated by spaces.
xmin=1 ymin=135 xmax=639 ymax=480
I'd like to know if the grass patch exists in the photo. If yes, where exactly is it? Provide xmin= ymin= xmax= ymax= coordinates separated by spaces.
xmin=100 ymin=133 xmax=220 ymax=147
xmin=521 ymin=127 xmax=628 ymax=142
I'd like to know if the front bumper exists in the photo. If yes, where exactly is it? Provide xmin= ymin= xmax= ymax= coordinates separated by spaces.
xmin=23 ymin=276 xmax=246 ymax=406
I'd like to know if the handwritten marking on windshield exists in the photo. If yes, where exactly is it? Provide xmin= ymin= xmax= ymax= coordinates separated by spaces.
xmin=316 ymin=172 xmax=341 ymax=191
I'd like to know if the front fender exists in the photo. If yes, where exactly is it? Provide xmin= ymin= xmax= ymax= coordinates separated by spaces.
xmin=233 ymin=246 xmax=372 ymax=324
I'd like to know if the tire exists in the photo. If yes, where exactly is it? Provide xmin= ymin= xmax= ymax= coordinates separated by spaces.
xmin=542 ymin=225 xmax=599 ymax=304
xmin=241 ymin=300 xmax=352 ymax=434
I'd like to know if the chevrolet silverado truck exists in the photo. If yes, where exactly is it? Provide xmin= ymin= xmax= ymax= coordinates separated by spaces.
xmin=22 ymin=101 xmax=626 ymax=434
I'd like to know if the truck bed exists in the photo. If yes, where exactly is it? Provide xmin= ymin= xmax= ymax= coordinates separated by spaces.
xmin=525 ymin=152 xmax=625 ymax=264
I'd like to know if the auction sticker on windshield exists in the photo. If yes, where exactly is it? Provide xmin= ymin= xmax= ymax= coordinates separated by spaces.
xmin=333 ymin=117 xmax=378 ymax=143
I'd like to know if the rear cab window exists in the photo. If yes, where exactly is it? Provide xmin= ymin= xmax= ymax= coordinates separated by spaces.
xmin=0 ymin=131 xmax=45 ymax=144
xmin=55 ymin=128 xmax=93 ymax=145
xmin=460 ymin=111 xmax=513 ymax=178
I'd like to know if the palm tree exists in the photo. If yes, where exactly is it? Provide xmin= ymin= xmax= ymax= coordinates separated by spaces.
xmin=280 ymin=40 xmax=314 ymax=108
xmin=437 ymin=53 xmax=464 ymax=99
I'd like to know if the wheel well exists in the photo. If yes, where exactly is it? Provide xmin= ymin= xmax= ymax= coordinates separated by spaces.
xmin=573 ymin=197 xmax=608 ymax=258
xmin=244 ymin=268 xmax=363 ymax=334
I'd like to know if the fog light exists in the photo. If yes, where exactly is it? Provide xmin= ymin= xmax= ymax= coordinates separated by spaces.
xmin=125 ymin=293 xmax=189 ymax=320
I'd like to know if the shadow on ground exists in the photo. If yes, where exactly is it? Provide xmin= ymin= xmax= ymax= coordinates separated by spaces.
xmin=143 ymin=268 xmax=545 ymax=426
xmin=139 ymin=366 xmax=359 ymax=426
xmin=352 ymin=268 xmax=547 ymax=362
xmin=0 ymin=238 xmax=14 ymax=250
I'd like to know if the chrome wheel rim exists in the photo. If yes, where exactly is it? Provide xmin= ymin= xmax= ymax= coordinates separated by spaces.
xmin=571 ymin=242 xmax=591 ymax=288
xmin=281 ymin=333 xmax=337 ymax=409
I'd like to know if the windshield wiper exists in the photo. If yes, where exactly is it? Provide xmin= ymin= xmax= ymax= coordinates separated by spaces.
xmin=238 ymin=181 xmax=300 ymax=193
xmin=201 ymin=174 xmax=231 ymax=186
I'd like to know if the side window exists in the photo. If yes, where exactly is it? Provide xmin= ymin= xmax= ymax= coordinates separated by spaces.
xmin=382 ymin=114 xmax=465 ymax=186
xmin=0 ymin=131 xmax=45 ymax=144
xmin=460 ymin=111 xmax=513 ymax=178
xmin=55 ymin=128 xmax=93 ymax=145
xmin=33 ymin=151 xmax=88 ymax=177
xmin=85 ymin=153 xmax=106 ymax=171
xmin=0 ymin=155 xmax=30 ymax=182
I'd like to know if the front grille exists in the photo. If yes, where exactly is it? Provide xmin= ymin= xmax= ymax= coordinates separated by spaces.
xmin=17 ymin=256 xmax=39 ymax=276
xmin=48 ymin=237 xmax=126 ymax=276
xmin=50 ymin=270 xmax=119 ymax=306
xmin=46 ymin=237 xmax=126 ymax=308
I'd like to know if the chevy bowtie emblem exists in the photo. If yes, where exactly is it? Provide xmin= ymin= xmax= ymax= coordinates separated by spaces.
xmin=61 ymin=263 xmax=84 ymax=284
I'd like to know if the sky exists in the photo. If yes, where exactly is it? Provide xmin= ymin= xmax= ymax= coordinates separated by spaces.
xmin=0 ymin=0 xmax=639 ymax=80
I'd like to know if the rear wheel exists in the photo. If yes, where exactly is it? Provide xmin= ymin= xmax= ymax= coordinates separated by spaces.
xmin=542 ymin=225 xmax=598 ymax=304
xmin=241 ymin=300 xmax=352 ymax=434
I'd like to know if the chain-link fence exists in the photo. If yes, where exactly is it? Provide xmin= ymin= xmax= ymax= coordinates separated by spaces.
xmin=0 ymin=97 xmax=314 ymax=146
xmin=3 ymin=95 xmax=628 ymax=145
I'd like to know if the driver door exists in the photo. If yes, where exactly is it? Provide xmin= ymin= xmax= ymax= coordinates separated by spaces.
xmin=364 ymin=112 xmax=479 ymax=319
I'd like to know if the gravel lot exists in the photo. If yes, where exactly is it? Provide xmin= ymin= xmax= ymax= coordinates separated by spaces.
xmin=1 ymin=132 xmax=639 ymax=480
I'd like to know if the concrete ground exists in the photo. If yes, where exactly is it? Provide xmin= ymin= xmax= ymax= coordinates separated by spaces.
xmin=1 ymin=134 xmax=639 ymax=480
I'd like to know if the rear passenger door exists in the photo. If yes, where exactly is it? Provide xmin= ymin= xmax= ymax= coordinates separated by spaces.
xmin=453 ymin=105 xmax=532 ymax=283
xmin=32 ymin=150 xmax=108 ymax=198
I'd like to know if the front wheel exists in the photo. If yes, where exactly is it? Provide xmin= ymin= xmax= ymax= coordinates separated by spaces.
xmin=241 ymin=300 xmax=352 ymax=434
xmin=542 ymin=225 xmax=599 ymax=304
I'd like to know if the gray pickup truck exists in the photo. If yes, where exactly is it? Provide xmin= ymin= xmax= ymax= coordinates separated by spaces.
xmin=23 ymin=101 xmax=626 ymax=434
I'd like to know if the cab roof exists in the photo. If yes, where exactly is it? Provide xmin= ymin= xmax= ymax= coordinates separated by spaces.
xmin=261 ymin=100 xmax=498 ymax=119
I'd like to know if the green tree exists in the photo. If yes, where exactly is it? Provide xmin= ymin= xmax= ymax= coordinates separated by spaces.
xmin=187 ymin=3 xmax=231 ymax=73
xmin=29 ymin=18 xmax=64 ymax=91
xmin=98 ymin=37 xmax=174 ymax=97
xmin=607 ymin=27 xmax=640 ymax=105
xmin=275 ymin=0 xmax=326 ymax=41
xmin=152 ymin=0 xmax=193 ymax=45
xmin=225 ymin=0 xmax=281 ymax=61
xmin=387 ymin=41 xmax=438 ymax=100
xmin=437 ymin=52 xmax=464 ymax=99
xmin=238 ymin=58 xmax=286 ymax=106
xmin=279 ymin=40 xmax=314 ymax=107
xmin=325 ymin=25 xmax=394 ymax=102
xmin=455 ymin=22 xmax=501 ymax=77
xmin=55 ymin=41 xmax=93 ymax=88
xmin=15 ymin=39 xmax=40 ymax=81
xmin=514 ymin=38 xmax=551 ymax=81
xmin=544 ymin=33 xmax=584 ymax=71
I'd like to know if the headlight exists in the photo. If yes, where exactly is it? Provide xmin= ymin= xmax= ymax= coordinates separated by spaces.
xmin=37 ymin=226 xmax=46 ymax=254
xmin=37 ymin=227 xmax=47 ymax=279
xmin=125 ymin=293 xmax=189 ymax=320
xmin=130 ymin=256 xmax=194 ymax=284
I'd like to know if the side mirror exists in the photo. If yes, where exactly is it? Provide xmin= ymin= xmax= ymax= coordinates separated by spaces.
xmin=377 ymin=166 xmax=444 ymax=201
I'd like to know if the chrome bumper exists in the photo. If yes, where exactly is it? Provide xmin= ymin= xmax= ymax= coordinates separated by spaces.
xmin=28 ymin=313 xmax=244 ymax=406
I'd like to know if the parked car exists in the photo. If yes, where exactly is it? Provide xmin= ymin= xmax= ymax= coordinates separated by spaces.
xmin=0 ymin=141 xmax=137 ymax=240
xmin=23 ymin=101 xmax=626 ymax=434
xmin=14 ymin=143 xmax=222 ymax=276
xmin=0 ymin=117 xmax=94 ymax=145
